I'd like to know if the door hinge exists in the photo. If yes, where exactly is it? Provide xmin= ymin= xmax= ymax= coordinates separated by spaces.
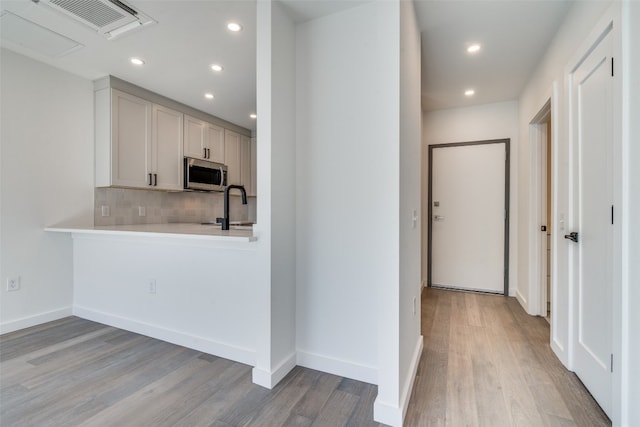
xmin=611 ymin=57 xmax=614 ymax=77
xmin=611 ymin=353 xmax=614 ymax=373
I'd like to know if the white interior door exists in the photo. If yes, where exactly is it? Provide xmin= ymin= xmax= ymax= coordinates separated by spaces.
xmin=570 ymin=28 xmax=613 ymax=417
xmin=430 ymin=142 xmax=507 ymax=294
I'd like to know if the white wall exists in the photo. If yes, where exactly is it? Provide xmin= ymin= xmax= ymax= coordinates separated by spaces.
xmin=422 ymin=101 xmax=519 ymax=296
xmin=395 ymin=0 xmax=423 ymax=424
xmin=622 ymin=1 xmax=640 ymax=424
xmin=295 ymin=1 xmax=399 ymax=385
xmin=0 ymin=49 xmax=94 ymax=333
xmin=253 ymin=0 xmax=298 ymax=388
xmin=517 ymin=0 xmax=611 ymax=368
xmin=72 ymin=234 xmax=259 ymax=364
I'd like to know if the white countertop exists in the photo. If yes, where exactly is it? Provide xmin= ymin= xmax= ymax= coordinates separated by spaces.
xmin=45 ymin=223 xmax=257 ymax=242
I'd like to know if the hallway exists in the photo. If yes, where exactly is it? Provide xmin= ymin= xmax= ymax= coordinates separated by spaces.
xmin=405 ymin=288 xmax=611 ymax=426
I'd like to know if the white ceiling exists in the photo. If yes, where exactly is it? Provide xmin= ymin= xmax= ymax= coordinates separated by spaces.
xmin=0 ymin=0 xmax=257 ymax=131
xmin=0 ymin=0 xmax=573 ymax=131
xmin=415 ymin=0 xmax=572 ymax=111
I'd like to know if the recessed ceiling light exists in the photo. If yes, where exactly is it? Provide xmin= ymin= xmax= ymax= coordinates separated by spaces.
xmin=227 ymin=22 xmax=242 ymax=32
xmin=130 ymin=57 xmax=144 ymax=66
xmin=205 ymin=93 xmax=214 ymax=100
xmin=465 ymin=89 xmax=475 ymax=97
xmin=211 ymin=64 xmax=223 ymax=72
xmin=467 ymin=44 xmax=481 ymax=54
xmin=250 ymin=113 xmax=257 ymax=119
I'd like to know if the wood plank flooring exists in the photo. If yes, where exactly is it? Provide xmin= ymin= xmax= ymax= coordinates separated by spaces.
xmin=0 ymin=288 xmax=610 ymax=426
xmin=0 ymin=317 xmax=382 ymax=427
xmin=404 ymin=288 xmax=611 ymax=426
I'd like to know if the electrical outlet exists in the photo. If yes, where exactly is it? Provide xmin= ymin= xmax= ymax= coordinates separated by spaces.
xmin=101 ymin=205 xmax=110 ymax=217
xmin=138 ymin=206 xmax=146 ymax=217
xmin=7 ymin=277 xmax=20 ymax=292
xmin=148 ymin=279 xmax=156 ymax=294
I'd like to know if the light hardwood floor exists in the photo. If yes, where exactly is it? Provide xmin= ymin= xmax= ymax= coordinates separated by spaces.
xmin=0 ymin=288 xmax=610 ymax=426
xmin=405 ymin=288 xmax=610 ymax=426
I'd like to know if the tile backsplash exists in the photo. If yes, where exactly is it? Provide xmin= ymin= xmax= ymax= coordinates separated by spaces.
xmin=94 ymin=188 xmax=256 ymax=226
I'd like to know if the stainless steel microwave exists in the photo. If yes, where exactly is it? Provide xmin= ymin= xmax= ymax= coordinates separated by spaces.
xmin=184 ymin=157 xmax=227 ymax=192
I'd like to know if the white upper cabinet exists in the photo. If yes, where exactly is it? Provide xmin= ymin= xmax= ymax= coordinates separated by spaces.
xmin=96 ymin=89 xmax=183 ymax=191
xmin=102 ymin=89 xmax=152 ymax=188
xmin=184 ymin=115 xmax=207 ymax=160
xmin=240 ymin=135 xmax=252 ymax=194
xmin=184 ymin=115 xmax=225 ymax=163
xmin=206 ymin=123 xmax=225 ymax=164
xmin=95 ymin=81 xmax=252 ymax=194
xmin=152 ymin=104 xmax=183 ymax=191
xmin=250 ymin=137 xmax=257 ymax=197
xmin=224 ymin=130 xmax=254 ymax=194
xmin=224 ymin=129 xmax=242 ymax=186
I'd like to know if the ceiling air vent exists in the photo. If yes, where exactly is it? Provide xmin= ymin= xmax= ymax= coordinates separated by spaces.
xmin=36 ymin=0 xmax=155 ymax=39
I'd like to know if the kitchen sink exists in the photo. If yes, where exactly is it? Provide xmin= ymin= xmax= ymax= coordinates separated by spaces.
xmin=200 ymin=221 xmax=254 ymax=230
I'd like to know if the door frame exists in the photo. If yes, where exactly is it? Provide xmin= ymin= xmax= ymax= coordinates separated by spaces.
xmin=427 ymin=139 xmax=511 ymax=295
xmin=528 ymin=94 xmax=558 ymax=318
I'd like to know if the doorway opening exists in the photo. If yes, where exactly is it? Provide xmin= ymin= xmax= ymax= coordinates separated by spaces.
xmin=529 ymin=99 xmax=553 ymax=319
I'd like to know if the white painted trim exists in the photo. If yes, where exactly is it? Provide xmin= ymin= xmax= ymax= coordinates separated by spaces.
xmin=252 ymin=352 xmax=297 ymax=389
xmin=73 ymin=306 xmax=255 ymax=366
xmin=548 ymin=81 xmax=565 ymax=366
xmin=373 ymin=399 xmax=403 ymax=427
xmin=528 ymin=120 xmax=546 ymax=316
xmin=296 ymin=349 xmax=377 ymax=385
xmin=373 ymin=336 xmax=423 ymax=427
xmin=399 ymin=336 xmax=424 ymax=421
xmin=515 ymin=288 xmax=528 ymax=311
xmin=0 ymin=307 xmax=72 ymax=334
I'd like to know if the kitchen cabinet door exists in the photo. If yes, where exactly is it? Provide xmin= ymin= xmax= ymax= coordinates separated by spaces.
xmin=184 ymin=116 xmax=225 ymax=163
xmin=184 ymin=115 xmax=207 ymax=160
xmin=250 ymin=137 xmax=257 ymax=197
xmin=111 ymin=90 xmax=152 ymax=188
xmin=225 ymin=129 xmax=241 ymax=186
xmin=152 ymin=104 xmax=183 ymax=191
xmin=240 ymin=135 xmax=251 ymax=193
xmin=206 ymin=123 xmax=225 ymax=163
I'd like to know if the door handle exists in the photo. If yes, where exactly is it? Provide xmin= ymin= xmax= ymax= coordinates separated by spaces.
xmin=564 ymin=232 xmax=579 ymax=243
xmin=434 ymin=215 xmax=445 ymax=221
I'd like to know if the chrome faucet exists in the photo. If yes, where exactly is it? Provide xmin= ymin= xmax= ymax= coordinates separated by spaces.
xmin=216 ymin=185 xmax=247 ymax=230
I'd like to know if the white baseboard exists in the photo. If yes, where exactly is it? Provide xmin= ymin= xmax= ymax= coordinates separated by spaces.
xmin=373 ymin=335 xmax=423 ymax=427
xmin=0 ymin=307 xmax=72 ymax=335
xmin=515 ymin=289 xmax=528 ymax=311
xmin=296 ymin=349 xmax=377 ymax=385
xmin=401 ymin=336 xmax=424 ymax=418
xmin=73 ymin=306 xmax=255 ymax=365
xmin=373 ymin=399 xmax=403 ymax=427
xmin=252 ymin=352 xmax=297 ymax=389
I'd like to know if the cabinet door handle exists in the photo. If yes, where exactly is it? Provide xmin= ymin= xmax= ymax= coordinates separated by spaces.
xmin=207 ymin=148 xmax=210 ymax=159
xmin=148 ymin=173 xmax=153 ymax=186
xmin=154 ymin=173 xmax=158 ymax=186
xmin=203 ymin=147 xmax=207 ymax=159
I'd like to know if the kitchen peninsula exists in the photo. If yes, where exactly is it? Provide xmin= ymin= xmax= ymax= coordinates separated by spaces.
xmin=46 ymin=222 xmax=260 ymax=366
xmin=44 ymin=75 xmax=261 ymax=367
